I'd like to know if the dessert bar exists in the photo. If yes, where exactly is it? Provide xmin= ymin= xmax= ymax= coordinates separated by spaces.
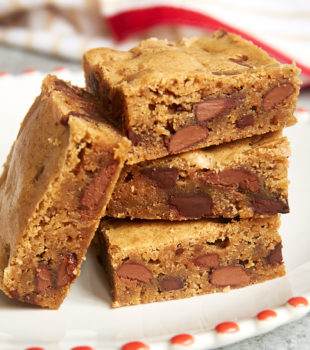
xmin=97 ymin=216 xmax=285 ymax=307
xmin=107 ymin=131 xmax=290 ymax=220
xmin=0 ymin=75 xmax=130 ymax=309
xmin=84 ymin=30 xmax=299 ymax=164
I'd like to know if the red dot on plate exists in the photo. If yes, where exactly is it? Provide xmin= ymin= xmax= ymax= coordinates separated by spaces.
xmin=296 ymin=107 xmax=308 ymax=113
xmin=288 ymin=296 xmax=309 ymax=308
xmin=23 ymin=68 xmax=37 ymax=74
xmin=215 ymin=321 xmax=239 ymax=334
xmin=25 ymin=348 xmax=45 ymax=350
xmin=71 ymin=347 xmax=94 ymax=350
xmin=257 ymin=309 xmax=277 ymax=321
xmin=121 ymin=341 xmax=150 ymax=350
xmin=0 ymin=72 xmax=8 ymax=77
xmin=170 ymin=333 xmax=195 ymax=346
xmin=53 ymin=66 xmax=66 ymax=72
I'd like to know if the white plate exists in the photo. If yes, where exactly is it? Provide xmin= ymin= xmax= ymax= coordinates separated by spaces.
xmin=0 ymin=70 xmax=309 ymax=350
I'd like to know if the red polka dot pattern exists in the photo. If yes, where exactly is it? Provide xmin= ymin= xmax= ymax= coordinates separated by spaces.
xmin=170 ymin=333 xmax=195 ymax=346
xmin=215 ymin=321 xmax=239 ymax=334
xmin=121 ymin=341 xmax=150 ymax=350
xmin=288 ymin=296 xmax=309 ymax=308
xmin=71 ymin=347 xmax=94 ymax=350
xmin=257 ymin=309 xmax=277 ymax=321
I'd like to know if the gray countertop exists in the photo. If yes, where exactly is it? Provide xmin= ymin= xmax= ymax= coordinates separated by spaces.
xmin=0 ymin=43 xmax=309 ymax=350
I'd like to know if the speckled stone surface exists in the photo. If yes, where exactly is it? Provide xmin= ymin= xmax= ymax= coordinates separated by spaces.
xmin=0 ymin=43 xmax=310 ymax=350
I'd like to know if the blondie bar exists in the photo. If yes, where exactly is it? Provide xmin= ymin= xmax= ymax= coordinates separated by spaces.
xmin=0 ymin=75 xmax=130 ymax=309
xmin=107 ymin=131 xmax=290 ymax=220
xmin=84 ymin=30 xmax=299 ymax=164
xmin=97 ymin=216 xmax=285 ymax=307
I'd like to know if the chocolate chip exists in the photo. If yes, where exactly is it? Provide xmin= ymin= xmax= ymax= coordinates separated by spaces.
xmin=195 ymin=97 xmax=235 ymax=123
xmin=9 ymin=290 xmax=20 ymax=300
xmin=229 ymin=55 xmax=251 ymax=67
xmin=127 ymin=128 xmax=141 ymax=146
xmin=88 ymin=72 xmax=99 ymax=95
xmin=80 ymin=160 xmax=119 ymax=212
xmin=160 ymin=277 xmax=184 ymax=292
xmin=54 ymin=79 xmax=88 ymax=100
xmin=169 ymin=195 xmax=213 ymax=218
xmin=36 ymin=262 xmax=52 ymax=293
xmin=69 ymin=109 xmax=104 ymax=125
xmin=168 ymin=125 xmax=208 ymax=154
xmin=236 ymin=114 xmax=254 ymax=129
xmin=175 ymin=248 xmax=185 ymax=256
xmin=262 ymin=83 xmax=295 ymax=112
xmin=56 ymin=252 xmax=78 ymax=287
xmin=33 ymin=165 xmax=45 ymax=182
xmin=112 ymin=90 xmax=124 ymax=122
xmin=193 ymin=253 xmax=219 ymax=267
xmin=252 ymin=198 xmax=289 ymax=215
xmin=117 ymin=262 xmax=153 ymax=283
xmin=266 ymin=243 xmax=283 ymax=265
xmin=141 ymin=167 xmax=178 ymax=189
xmin=210 ymin=265 xmax=250 ymax=287
xmin=200 ymin=169 xmax=259 ymax=193
xmin=215 ymin=29 xmax=228 ymax=39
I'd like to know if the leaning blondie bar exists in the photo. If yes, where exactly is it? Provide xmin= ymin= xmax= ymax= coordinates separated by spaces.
xmin=0 ymin=75 xmax=130 ymax=309
xmin=107 ymin=131 xmax=290 ymax=220
xmin=84 ymin=30 xmax=299 ymax=164
xmin=97 ymin=216 xmax=285 ymax=307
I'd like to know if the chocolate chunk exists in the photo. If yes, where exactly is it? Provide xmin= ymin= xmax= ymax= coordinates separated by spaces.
xmin=54 ymin=79 xmax=88 ymax=100
xmin=141 ymin=167 xmax=178 ymax=189
xmin=127 ymin=128 xmax=141 ymax=146
xmin=169 ymin=195 xmax=213 ymax=218
xmin=266 ymin=243 xmax=283 ymax=265
xmin=168 ymin=125 xmax=208 ymax=154
xmin=160 ymin=277 xmax=184 ymax=292
xmin=88 ymin=72 xmax=99 ymax=95
xmin=210 ymin=265 xmax=250 ymax=287
xmin=262 ymin=83 xmax=295 ymax=112
xmin=175 ymin=248 xmax=185 ymax=256
xmin=229 ymin=55 xmax=251 ymax=67
xmin=252 ymin=198 xmax=289 ymax=215
xmin=9 ymin=290 xmax=20 ymax=300
xmin=193 ymin=253 xmax=219 ymax=267
xmin=236 ymin=114 xmax=254 ymax=129
xmin=56 ymin=252 xmax=78 ymax=287
xmin=36 ymin=262 xmax=53 ymax=293
xmin=80 ymin=160 xmax=119 ymax=212
xmin=195 ymin=97 xmax=235 ymax=123
xmin=112 ymin=90 xmax=124 ymax=122
xmin=33 ymin=165 xmax=45 ymax=182
xmin=117 ymin=262 xmax=153 ymax=283
xmin=201 ymin=169 xmax=259 ymax=193
xmin=215 ymin=29 xmax=228 ymax=39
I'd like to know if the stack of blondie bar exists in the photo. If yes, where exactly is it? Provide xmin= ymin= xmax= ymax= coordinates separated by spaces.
xmin=84 ymin=30 xmax=300 ymax=307
xmin=0 ymin=30 xmax=300 ymax=309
